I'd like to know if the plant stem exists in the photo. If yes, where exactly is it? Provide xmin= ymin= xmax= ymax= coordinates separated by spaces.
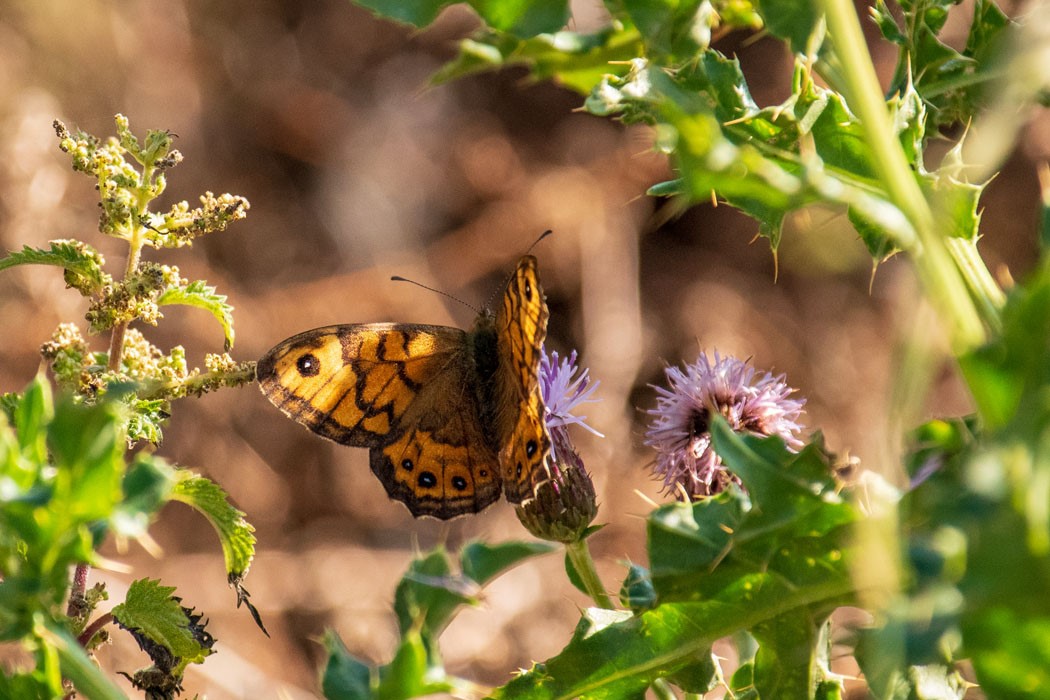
xmin=819 ymin=0 xmax=992 ymax=353
xmin=65 ymin=564 xmax=89 ymax=619
xmin=565 ymin=539 xmax=615 ymax=610
xmin=106 ymin=224 xmax=145 ymax=373
xmin=78 ymin=612 xmax=114 ymax=647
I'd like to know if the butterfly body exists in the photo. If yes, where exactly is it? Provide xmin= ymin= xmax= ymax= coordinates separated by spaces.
xmin=257 ymin=256 xmax=550 ymax=519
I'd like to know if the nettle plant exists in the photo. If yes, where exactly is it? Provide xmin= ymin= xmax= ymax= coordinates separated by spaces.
xmin=0 ymin=116 xmax=259 ymax=699
xmin=309 ymin=0 xmax=1047 ymax=699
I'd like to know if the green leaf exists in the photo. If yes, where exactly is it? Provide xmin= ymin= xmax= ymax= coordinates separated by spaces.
xmin=459 ymin=540 xmax=555 ymax=585
xmin=112 ymin=453 xmax=178 ymax=538
xmin=15 ymin=375 xmax=52 ymax=467
xmin=496 ymin=576 xmax=851 ymax=699
xmin=321 ymin=629 xmax=374 ymax=700
xmin=393 ymin=548 xmax=477 ymax=643
xmin=353 ymin=0 xmax=455 ymax=27
xmin=110 ymin=578 xmax=210 ymax=667
xmin=880 ymin=0 xmax=1012 ymax=130
xmin=376 ymin=629 xmax=452 ymax=700
xmin=0 ymin=670 xmax=53 ymax=700
xmin=473 ymin=0 xmax=569 ymax=37
xmin=48 ymin=395 xmax=125 ymax=523
xmin=663 ymin=648 xmax=720 ymax=694
xmin=170 ymin=472 xmax=256 ymax=577
xmin=157 ymin=278 xmax=235 ymax=350
xmin=962 ymin=608 xmax=1050 ymax=699
xmin=621 ymin=0 xmax=712 ymax=60
xmin=353 ymin=0 xmax=569 ymax=36
xmin=754 ymin=0 xmax=822 ymax=54
xmin=434 ymin=27 xmax=642 ymax=94
xmin=960 ymin=258 xmax=1050 ymax=431
xmin=619 ymin=564 xmax=657 ymax=611
xmin=0 ymin=240 xmax=111 ymax=296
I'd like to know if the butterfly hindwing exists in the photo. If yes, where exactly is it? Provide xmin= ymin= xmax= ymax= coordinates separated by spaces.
xmin=257 ymin=323 xmax=502 ymax=518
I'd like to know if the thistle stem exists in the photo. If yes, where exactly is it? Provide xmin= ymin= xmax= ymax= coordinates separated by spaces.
xmin=565 ymin=539 xmax=615 ymax=610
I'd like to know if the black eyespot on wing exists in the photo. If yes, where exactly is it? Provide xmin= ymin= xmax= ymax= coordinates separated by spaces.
xmin=418 ymin=471 xmax=437 ymax=488
xmin=516 ymin=462 xmax=523 ymax=478
xmin=297 ymin=353 xmax=320 ymax=377
xmin=525 ymin=439 xmax=538 ymax=458
xmin=401 ymin=459 xmax=414 ymax=472
xmin=524 ymin=278 xmax=533 ymax=301
xmin=451 ymin=476 xmax=468 ymax=491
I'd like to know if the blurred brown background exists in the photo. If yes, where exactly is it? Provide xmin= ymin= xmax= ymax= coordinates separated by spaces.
xmin=0 ymin=0 xmax=1045 ymax=697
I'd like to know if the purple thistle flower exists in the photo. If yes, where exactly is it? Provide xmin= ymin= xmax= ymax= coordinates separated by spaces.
xmin=540 ymin=349 xmax=604 ymax=442
xmin=645 ymin=350 xmax=805 ymax=499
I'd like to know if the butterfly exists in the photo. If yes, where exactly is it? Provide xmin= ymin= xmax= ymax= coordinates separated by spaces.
xmin=256 ymin=256 xmax=551 ymax=519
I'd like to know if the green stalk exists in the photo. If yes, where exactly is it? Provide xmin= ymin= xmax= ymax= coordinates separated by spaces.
xmin=819 ymin=0 xmax=991 ymax=353
xmin=946 ymin=237 xmax=1006 ymax=333
xmin=106 ymin=162 xmax=153 ymax=372
xmin=565 ymin=539 xmax=615 ymax=610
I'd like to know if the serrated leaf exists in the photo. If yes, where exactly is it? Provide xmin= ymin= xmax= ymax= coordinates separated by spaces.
xmin=0 ymin=240 xmax=111 ymax=296
xmin=111 ymin=578 xmax=209 ymax=666
xmin=157 ymin=279 xmax=235 ymax=350
xmin=170 ymin=473 xmax=256 ymax=577
xmin=496 ymin=573 xmax=852 ymax=699
xmin=459 ymin=540 xmax=554 ymax=586
xmin=321 ymin=629 xmax=374 ymax=700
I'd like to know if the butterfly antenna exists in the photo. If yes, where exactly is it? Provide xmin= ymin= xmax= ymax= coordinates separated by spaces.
xmin=390 ymin=275 xmax=480 ymax=315
xmin=481 ymin=229 xmax=555 ymax=310
xmin=528 ymin=229 xmax=554 ymax=254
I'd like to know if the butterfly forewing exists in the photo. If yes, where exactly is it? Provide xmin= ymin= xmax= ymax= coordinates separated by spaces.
xmin=495 ymin=255 xmax=552 ymax=503
xmin=257 ymin=323 xmax=502 ymax=518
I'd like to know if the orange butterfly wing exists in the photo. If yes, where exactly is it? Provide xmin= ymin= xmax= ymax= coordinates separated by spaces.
xmin=494 ymin=255 xmax=551 ymax=503
xmin=257 ymin=324 xmax=502 ymax=519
